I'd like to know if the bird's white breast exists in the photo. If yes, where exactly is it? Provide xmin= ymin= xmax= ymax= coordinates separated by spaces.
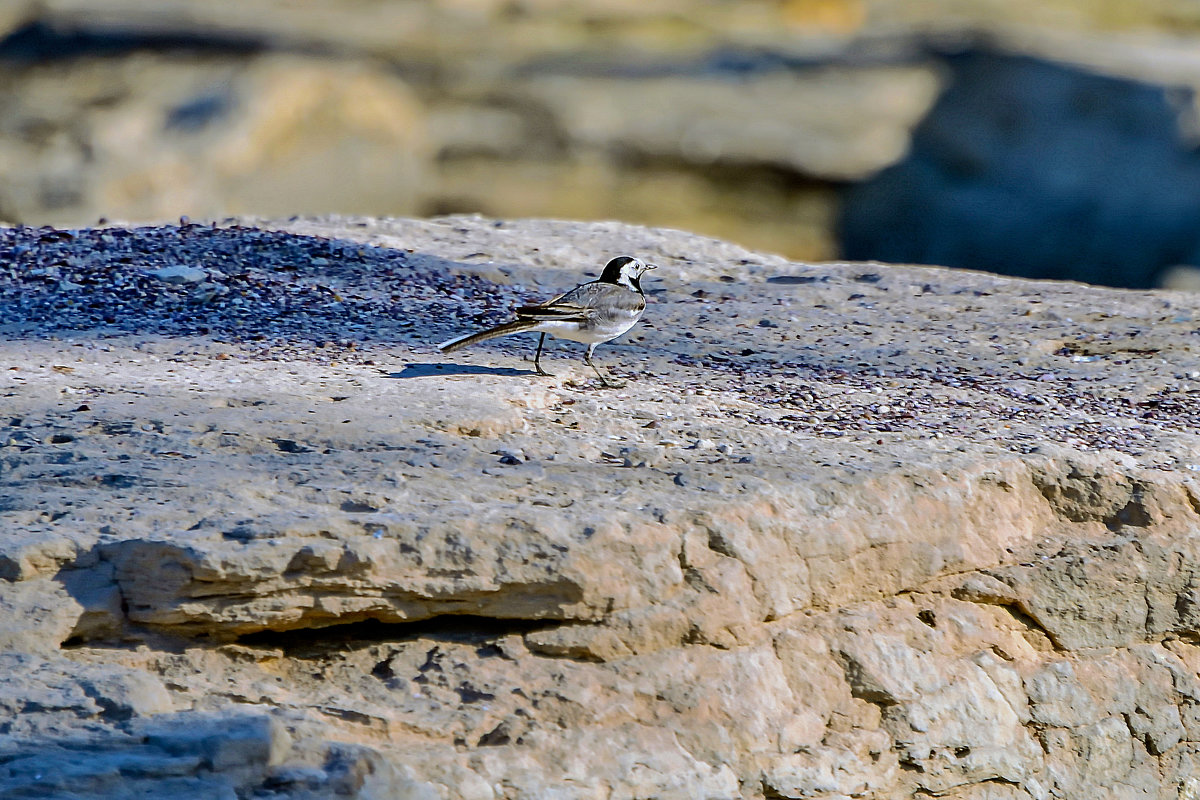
xmin=531 ymin=315 xmax=639 ymax=344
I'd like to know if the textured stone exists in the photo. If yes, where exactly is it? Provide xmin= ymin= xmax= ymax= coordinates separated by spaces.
xmin=0 ymin=52 xmax=426 ymax=226
xmin=0 ymin=578 xmax=82 ymax=653
xmin=517 ymin=66 xmax=940 ymax=180
xmin=149 ymin=265 xmax=208 ymax=284
xmin=3 ymin=216 xmax=1200 ymax=797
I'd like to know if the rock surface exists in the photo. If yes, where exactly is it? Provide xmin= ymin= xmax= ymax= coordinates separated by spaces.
xmin=4 ymin=215 xmax=1200 ymax=797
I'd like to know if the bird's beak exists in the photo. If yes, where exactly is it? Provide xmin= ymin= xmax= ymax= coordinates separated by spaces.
xmin=646 ymin=264 xmax=658 ymax=271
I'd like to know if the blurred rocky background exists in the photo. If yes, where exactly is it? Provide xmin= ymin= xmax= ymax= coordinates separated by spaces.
xmin=6 ymin=0 xmax=1200 ymax=288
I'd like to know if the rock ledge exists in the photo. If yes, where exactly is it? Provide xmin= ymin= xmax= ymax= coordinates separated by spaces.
xmin=3 ymin=216 xmax=1200 ymax=798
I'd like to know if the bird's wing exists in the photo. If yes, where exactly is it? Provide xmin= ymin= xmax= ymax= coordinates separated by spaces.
xmin=514 ymin=281 xmax=604 ymax=321
xmin=514 ymin=301 xmax=594 ymax=322
xmin=514 ymin=281 xmax=644 ymax=320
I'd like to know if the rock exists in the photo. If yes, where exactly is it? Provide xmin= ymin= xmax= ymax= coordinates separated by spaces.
xmin=0 ymin=51 xmax=427 ymax=226
xmin=142 ymin=712 xmax=290 ymax=772
xmin=0 ymin=578 xmax=83 ymax=653
xmin=515 ymin=65 xmax=941 ymax=181
xmin=0 ymin=652 xmax=173 ymax=733
xmin=840 ymin=49 xmax=1200 ymax=289
xmin=149 ymin=264 xmax=207 ymax=284
xmin=0 ymin=532 xmax=79 ymax=581
xmin=3 ymin=216 xmax=1200 ymax=796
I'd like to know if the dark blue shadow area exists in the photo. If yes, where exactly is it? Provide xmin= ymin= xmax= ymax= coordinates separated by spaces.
xmin=386 ymin=363 xmax=536 ymax=379
xmin=0 ymin=223 xmax=506 ymax=349
xmin=0 ymin=20 xmax=269 ymax=63
xmin=839 ymin=48 xmax=1200 ymax=289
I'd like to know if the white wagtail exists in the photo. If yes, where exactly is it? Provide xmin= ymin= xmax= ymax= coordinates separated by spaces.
xmin=438 ymin=256 xmax=657 ymax=387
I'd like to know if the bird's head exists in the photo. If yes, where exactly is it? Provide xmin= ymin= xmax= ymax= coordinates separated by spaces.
xmin=600 ymin=256 xmax=658 ymax=292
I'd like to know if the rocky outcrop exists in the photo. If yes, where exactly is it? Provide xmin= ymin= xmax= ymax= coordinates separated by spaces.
xmin=3 ymin=216 xmax=1200 ymax=797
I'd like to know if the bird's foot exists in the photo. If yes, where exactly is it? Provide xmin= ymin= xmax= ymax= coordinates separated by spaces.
xmin=534 ymin=367 xmax=554 ymax=377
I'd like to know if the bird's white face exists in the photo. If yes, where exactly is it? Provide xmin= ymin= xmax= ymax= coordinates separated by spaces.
xmin=616 ymin=258 xmax=657 ymax=291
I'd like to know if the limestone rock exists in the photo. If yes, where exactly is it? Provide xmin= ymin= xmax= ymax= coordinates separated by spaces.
xmin=0 ymin=52 xmax=426 ymax=226
xmin=3 ymin=216 xmax=1200 ymax=797
xmin=515 ymin=66 xmax=941 ymax=180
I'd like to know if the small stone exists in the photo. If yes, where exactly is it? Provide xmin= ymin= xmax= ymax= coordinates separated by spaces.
xmin=620 ymin=446 xmax=652 ymax=468
xmin=496 ymin=450 xmax=524 ymax=465
xmin=189 ymin=282 xmax=226 ymax=304
xmin=149 ymin=265 xmax=208 ymax=284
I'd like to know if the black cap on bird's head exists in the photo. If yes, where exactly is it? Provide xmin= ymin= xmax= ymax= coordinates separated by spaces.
xmin=600 ymin=256 xmax=657 ymax=292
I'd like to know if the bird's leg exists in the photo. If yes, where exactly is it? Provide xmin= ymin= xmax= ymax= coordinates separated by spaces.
xmin=584 ymin=345 xmax=624 ymax=388
xmin=533 ymin=333 xmax=553 ymax=376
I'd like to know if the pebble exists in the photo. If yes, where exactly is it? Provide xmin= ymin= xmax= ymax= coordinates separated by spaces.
xmin=620 ymin=447 xmax=649 ymax=468
xmin=150 ymin=265 xmax=209 ymax=284
xmin=495 ymin=450 xmax=524 ymax=465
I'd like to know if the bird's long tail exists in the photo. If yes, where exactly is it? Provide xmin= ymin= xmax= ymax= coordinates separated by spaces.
xmin=438 ymin=319 xmax=540 ymax=352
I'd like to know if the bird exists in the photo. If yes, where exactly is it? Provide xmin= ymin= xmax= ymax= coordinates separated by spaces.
xmin=438 ymin=256 xmax=657 ymax=387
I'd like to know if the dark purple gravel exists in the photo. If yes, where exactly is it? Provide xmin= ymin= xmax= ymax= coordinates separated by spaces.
xmin=0 ymin=223 xmax=521 ymax=351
